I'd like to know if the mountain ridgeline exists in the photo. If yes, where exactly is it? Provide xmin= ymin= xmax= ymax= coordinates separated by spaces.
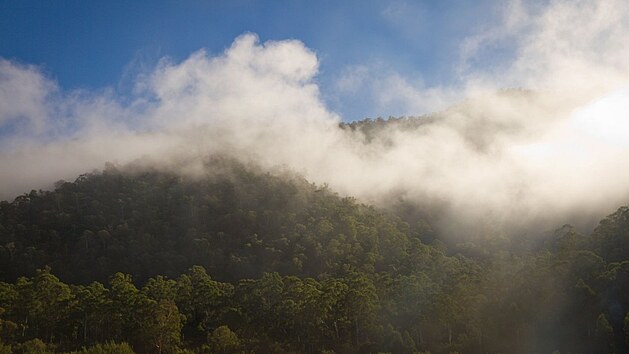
xmin=0 ymin=159 xmax=417 ymax=284
xmin=1 ymin=157 xmax=629 ymax=353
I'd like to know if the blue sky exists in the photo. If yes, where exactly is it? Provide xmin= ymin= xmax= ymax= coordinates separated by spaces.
xmin=0 ymin=0 xmax=500 ymax=120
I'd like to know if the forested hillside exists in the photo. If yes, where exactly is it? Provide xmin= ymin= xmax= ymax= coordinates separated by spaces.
xmin=1 ymin=158 xmax=629 ymax=353
xmin=0 ymin=160 xmax=420 ymax=285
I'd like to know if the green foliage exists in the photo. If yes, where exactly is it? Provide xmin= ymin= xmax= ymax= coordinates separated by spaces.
xmin=596 ymin=313 xmax=614 ymax=353
xmin=16 ymin=339 xmax=49 ymax=354
xmin=0 ymin=161 xmax=417 ymax=285
xmin=592 ymin=206 xmax=629 ymax=262
xmin=72 ymin=342 xmax=135 ymax=354
xmin=2 ymin=161 xmax=629 ymax=353
xmin=206 ymin=325 xmax=241 ymax=354
xmin=137 ymin=300 xmax=185 ymax=354
xmin=0 ymin=342 xmax=11 ymax=354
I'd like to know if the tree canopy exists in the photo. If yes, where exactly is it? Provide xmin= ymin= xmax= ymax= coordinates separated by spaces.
xmin=1 ymin=159 xmax=629 ymax=353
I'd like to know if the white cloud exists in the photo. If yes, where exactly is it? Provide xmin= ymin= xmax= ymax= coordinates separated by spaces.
xmin=0 ymin=59 xmax=54 ymax=135
xmin=3 ymin=1 xmax=629 ymax=236
xmin=0 ymin=34 xmax=342 ymax=198
xmin=333 ymin=63 xmax=463 ymax=117
xmin=335 ymin=65 xmax=370 ymax=94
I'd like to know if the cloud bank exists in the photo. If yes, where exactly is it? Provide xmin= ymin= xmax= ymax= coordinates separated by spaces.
xmin=3 ymin=0 xmax=629 ymax=235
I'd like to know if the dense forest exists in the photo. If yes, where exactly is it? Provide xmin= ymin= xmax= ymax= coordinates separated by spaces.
xmin=2 ymin=157 xmax=629 ymax=353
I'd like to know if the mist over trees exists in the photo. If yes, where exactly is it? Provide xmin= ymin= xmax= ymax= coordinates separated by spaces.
xmin=0 ymin=154 xmax=629 ymax=353
xmin=3 ymin=0 xmax=629 ymax=353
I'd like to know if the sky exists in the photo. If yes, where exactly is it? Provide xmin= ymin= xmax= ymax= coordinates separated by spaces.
xmin=1 ymin=0 xmax=500 ymax=120
xmin=2 ymin=0 xmax=629 ymax=234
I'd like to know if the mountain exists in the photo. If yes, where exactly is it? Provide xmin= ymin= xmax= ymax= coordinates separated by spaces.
xmin=0 ymin=158 xmax=426 ymax=285
xmin=1 ymin=155 xmax=629 ymax=353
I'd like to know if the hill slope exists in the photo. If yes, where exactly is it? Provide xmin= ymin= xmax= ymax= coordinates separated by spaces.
xmin=1 ymin=159 xmax=629 ymax=353
xmin=0 ymin=160 xmax=425 ymax=285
